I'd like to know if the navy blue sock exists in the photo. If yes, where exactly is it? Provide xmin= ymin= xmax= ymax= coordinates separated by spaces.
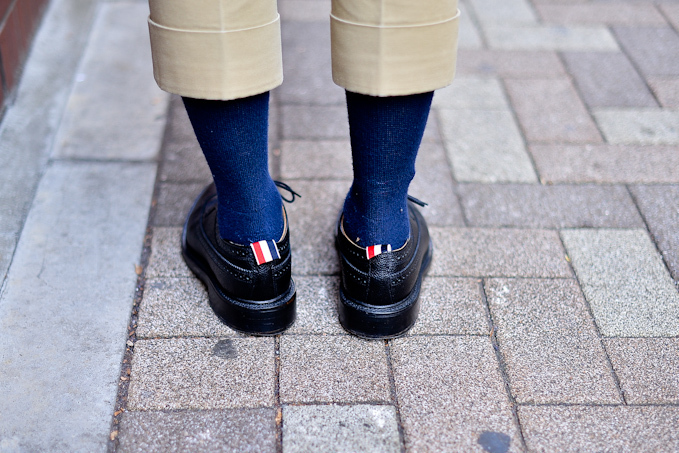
xmin=342 ymin=90 xmax=433 ymax=249
xmin=183 ymin=93 xmax=283 ymax=245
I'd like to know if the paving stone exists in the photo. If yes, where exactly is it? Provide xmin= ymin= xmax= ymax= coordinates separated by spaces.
xmin=280 ymin=21 xmax=344 ymax=106
xmin=137 ymin=278 xmax=236 ymax=338
xmin=146 ymin=227 xmax=192 ymax=278
xmin=283 ymin=405 xmax=400 ymax=453
xmin=433 ymin=76 xmax=509 ymax=110
xmin=456 ymin=50 xmax=566 ymax=78
xmin=660 ymin=4 xmax=679 ymax=32
xmin=118 ymin=408 xmax=276 ymax=453
xmin=561 ymin=229 xmax=679 ymax=337
xmin=630 ymin=185 xmax=679 ymax=282
xmin=410 ymin=142 xmax=466 ymax=227
xmin=279 ymin=335 xmax=391 ymax=403
xmin=606 ymin=338 xmax=679 ymax=405
xmin=613 ymin=26 xmax=679 ymax=77
xmin=530 ymin=144 xmax=679 ymax=184
xmin=438 ymin=109 xmax=537 ymax=183
xmin=286 ymin=180 xmax=350 ymax=275
xmin=467 ymin=0 xmax=538 ymax=26
xmin=485 ymin=26 xmax=619 ymax=51
xmin=152 ymin=182 xmax=206 ymax=227
xmin=562 ymin=52 xmax=657 ymax=108
xmin=279 ymin=0 xmax=330 ymax=22
xmin=519 ymin=406 xmax=679 ymax=452
xmin=486 ymin=278 xmax=620 ymax=404
xmin=53 ymin=3 xmax=169 ymax=161
xmin=409 ymin=277 xmax=488 ymax=335
xmin=457 ymin=0 xmax=484 ymax=49
xmin=280 ymin=140 xmax=352 ymax=180
xmin=128 ymin=337 xmax=275 ymax=410
xmin=505 ymin=78 xmax=602 ymax=143
xmin=390 ymin=336 xmax=520 ymax=452
xmin=286 ymin=276 xmax=345 ymax=335
xmin=458 ymin=183 xmax=643 ymax=228
xmin=282 ymin=106 xmax=349 ymax=139
xmin=535 ymin=3 xmax=666 ymax=25
xmin=430 ymin=227 xmax=572 ymax=278
xmin=593 ymin=109 xmax=679 ymax=145
xmin=0 ymin=233 xmax=17 ymax=283
xmin=647 ymin=77 xmax=679 ymax=108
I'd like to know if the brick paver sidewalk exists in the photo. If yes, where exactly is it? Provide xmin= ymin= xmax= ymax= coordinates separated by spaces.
xmin=115 ymin=0 xmax=679 ymax=451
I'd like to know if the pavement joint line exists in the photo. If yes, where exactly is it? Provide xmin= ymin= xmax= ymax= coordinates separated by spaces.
xmin=462 ymin=0 xmax=490 ymax=49
xmin=556 ymin=229 xmax=628 ymax=405
xmin=659 ymin=6 xmax=679 ymax=35
xmin=274 ymin=335 xmax=283 ymax=453
xmin=479 ymin=278 xmax=529 ymax=451
xmin=625 ymin=184 xmax=679 ymax=293
xmin=384 ymin=340 xmax=408 ymax=453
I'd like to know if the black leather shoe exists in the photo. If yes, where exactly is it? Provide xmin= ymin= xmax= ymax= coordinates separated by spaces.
xmin=181 ymin=183 xmax=296 ymax=335
xmin=336 ymin=200 xmax=433 ymax=338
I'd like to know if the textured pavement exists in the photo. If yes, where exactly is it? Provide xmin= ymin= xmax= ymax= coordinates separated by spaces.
xmin=1 ymin=0 xmax=679 ymax=451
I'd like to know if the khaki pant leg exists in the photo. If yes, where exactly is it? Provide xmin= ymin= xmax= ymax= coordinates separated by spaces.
xmin=148 ymin=0 xmax=283 ymax=100
xmin=331 ymin=0 xmax=460 ymax=96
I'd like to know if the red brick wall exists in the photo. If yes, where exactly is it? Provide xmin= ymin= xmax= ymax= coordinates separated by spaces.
xmin=0 ymin=0 xmax=49 ymax=111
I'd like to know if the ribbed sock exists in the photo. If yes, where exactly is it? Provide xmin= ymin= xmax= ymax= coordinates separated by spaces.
xmin=183 ymin=93 xmax=283 ymax=245
xmin=342 ymin=90 xmax=433 ymax=249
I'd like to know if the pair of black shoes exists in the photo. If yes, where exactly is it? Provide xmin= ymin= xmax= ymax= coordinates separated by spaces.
xmin=181 ymin=183 xmax=432 ymax=338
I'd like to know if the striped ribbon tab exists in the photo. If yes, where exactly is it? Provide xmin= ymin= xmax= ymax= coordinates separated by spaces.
xmin=251 ymin=240 xmax=281 ymax=265
xmin=366 ymin=244 xmax=392 ymax=260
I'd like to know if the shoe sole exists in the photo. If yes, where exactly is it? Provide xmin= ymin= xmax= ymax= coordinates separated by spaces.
xmin=337 ymin=239 xmax=433 ymax=339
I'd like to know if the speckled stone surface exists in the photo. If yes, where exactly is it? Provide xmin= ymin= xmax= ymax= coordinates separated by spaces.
xmin=485 ymin=278 xmax=621 ymax=404
xmin=282 ymin=405 xmax=400 ymax=453
xmin=280 ymin=140 xmax=352 ymax=180
xmin=127 ymin=338 xmax=275 ymax=410
xmin=519 ymin=406 xmax=679 ymax=452
xmin=593 ymin=109 xmax=679 ymax=145
xmin=145 ymin=227 xmax=192 ymax=278
xmin=285 ymin=276 xmax=345 ymax=335
xmin=118 ymin=409 xmax=276 ymax=453
xmin=280 ymin=335 xmax=391 ymax=404
xmin=605 ymin=338 xmax=679 ymax=404
xmin=391 ymin=336 xmax=521 ymax=452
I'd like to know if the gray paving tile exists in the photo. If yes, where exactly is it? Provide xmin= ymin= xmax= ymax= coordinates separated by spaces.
xmin=52 ymin=3 xmax=169 ymax=161
xmin=282 ymin=405 xmax=400 ymax=453
xmin=279 ymin=336 xmax=391 ymax=403
xmin=280 ymin=140 xmax=352 ymax=180
xmin=467 ymin=0 xmax=537 ymax=26
xmin=128 ymin=337 xmax=275 ymax=410
xmin=279 ymin=0 xmax=330 ymax=22
xmin=0 ymin=162 xmax=156 ymax=451
xmin=613 ymin=26 xmax=679 ymax=77
xmin=458 ymin=183 xmax=643 ymax=228
xmin=562 ymin=52 xmax=657 ymax=108
xmin=519 ymin=406 xmax=679 ymax=452
xmin=118 ymin=408 xmax=276 ymax=453
xmin=530 ymin=144 xmax=679 ymax=184
xmin=430 ymin=227 xmax=572 ymax=278
xmin=535 ymin=3 xmax=666 ymax=25
xmin=286 ymin=180 xmax=350 ymax=275
xmin=152 ymin=182 xmax=206 ymax=227
xmin=647 ymin=77 xmax=679 ymax=108
xmin=391 ymin=336 xmax=521 ymax=452
xmin=280 ymin=21 xmax=343 ymax=106
xmin=0 ymin=233 xmax=17 ymax=283
xmin=561 ymin=229 xmax=679 ymax=337
xmin=282 ymin=106 xmax=349 ymax=139
xmin=486 ymin=278 xmax=621 ymax=404
xmin=433 ymin=76 xmax=509 ymax=110
xmin=146 ymin=227 xmax=192 ymax=278
xmin=458 ymin=0 xmax=484 ymax=49
xmin=660 ymin=4 xmax=679 ymax=32
xmin=456 ymin=50 xmax=566 ymax=78
xmin=485 ymin=25 xmax=619 ymax=51
xmin=438 ymin=109 xmax=537 ymax=183
xmin=137 ymin=278 xmax=236 ymax=338
xmin=286 ymin=276 xmax=344 ymax=335
xmin=606 ymin=338 xmax=679 ymax=405
xmin=410 ymin=142 xmax=466 ymax=227
xmin=593 ymin=109 xmax=679 ymax=145
xmin=505 ymin=78 xmax=602 ymax=143
xmin=409 ymin=277 xmax=488 ymax=335
xmin=630 ymin=184 xmax=679 ymax=282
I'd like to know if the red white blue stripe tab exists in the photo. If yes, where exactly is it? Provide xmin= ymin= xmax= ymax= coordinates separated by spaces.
xmin=366 ymin=244 xmax=392 ymax=260
xmin=251 ymin=240 xmax=280 ymax=265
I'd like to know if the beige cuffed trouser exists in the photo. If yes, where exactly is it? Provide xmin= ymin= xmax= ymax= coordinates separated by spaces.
xmin=147 ymin=0 xmax=460 ymax=100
